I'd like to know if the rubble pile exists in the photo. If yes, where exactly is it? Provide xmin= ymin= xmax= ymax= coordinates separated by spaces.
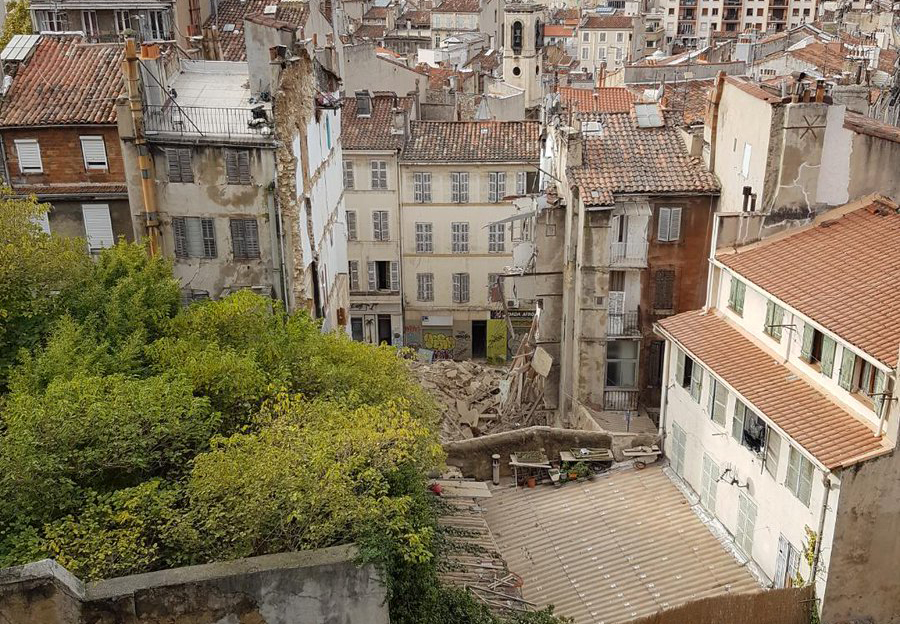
xmin=410 ymin=360 xmax=508 ymax=442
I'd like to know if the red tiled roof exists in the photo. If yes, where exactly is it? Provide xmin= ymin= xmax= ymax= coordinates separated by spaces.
xmin=581 ymin=15 xmax=633 ymax=29
xmin=559 ymin=86 xmax=636 ymax=113
xmin=363 ymin=6 xmax=388 ymax=19
xmin=657 ymin=310 xmax=889 ymax=469
xmin=434 ymin=0 xmax=480 ymax=13
xmin=402 ymin=121 xmax=539 ymax=162
xmin=464 ymin=48 xmax=501 ymax=72
xmin=551 ymin=8 xmax=580 ymax=25
xmin=843 ymin=111 xmax=900 ymax=144
xmin=724 ymin=76 xmax=782 ymax=104
xmin=717 ymin=195 xmax=900 ymax=367
xmin=398 ymin=10 xmax=431 ymax=27
xmin=203 ymin=0 xmax=309 ymax=62
xmin=570 ymin=111 xmax=719 ymax=206
xmin=354 ymin=24 xmax=386 ymax=39
xmin=341 ymin=94 xmax=413 ymax=151
xmin=544 ymin=25 xmax=575 ymax=38
xmin=662 ymin=78 xmax=715 ymax=125
xmin=0 ymin=36 xmax=123 ymax=127
xmin=11 ymin=183 xmax=128 ymax=197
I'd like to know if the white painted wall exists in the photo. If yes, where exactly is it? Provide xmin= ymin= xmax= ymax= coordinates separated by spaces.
xmin=715 ymin=268 xmax=890 ymax=432
xmin=663 ymin=344 xmax=840 ymax=594
xmin=713 ymin=83 xmax=773 ymax=213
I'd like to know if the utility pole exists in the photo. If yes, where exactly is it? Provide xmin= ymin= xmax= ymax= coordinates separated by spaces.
xmin=122 ymin=38 xmax=161 ymax=256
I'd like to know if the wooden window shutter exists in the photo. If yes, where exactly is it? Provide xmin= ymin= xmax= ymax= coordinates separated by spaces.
xmin=200 ymin=218 xmax=216 ymax=257
xmin=380 ymin=212 xmax=389 ymax=240
xmin=178 ymin=148 xmax=194 ymax=183
xmin=731 ymin=401 xmax=745 ymax=442
xmin=657 ymin=207 xmax=670 ymax=241
xmin=367 ymin=262 xmax=377 ymax=291
xmin=347 ymin=211 xmax=357 ymax=240
xmin=874 ymin=370 xmax=886 ymax=416
xmin=675 ymin=348 xmax=685 ymax=385
xmin=349 ymin=260 xmax=359 ymax=291
xmin=690 ymin=366 xmax=703 ymax=402
xmin=237 ymin=150 xmax=251 ymax=184
xmin=838 ymin=350 xmax=855 ymax=391
xmin=390 ymin=261 xmax=399 ymax=291
xmin=669 ymin=207 xmax=682 ymax=241
xmin=820 ymin=336 xmax=836 ymax=377
xmin=225 ymin=149 xmax=239 ymax=183
xmin=230 ymin=218 xmax=246 ymax=257
xmin=800 ymin=324 xmax=814 ymax=361
xmin=166 ymin=148 xmax=181 ymax=182
xmin=172 ymin=217 xmax=187 ymax=257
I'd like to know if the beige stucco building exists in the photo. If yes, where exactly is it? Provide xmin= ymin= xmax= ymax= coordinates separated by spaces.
xmin=399 ymin=120 xmax=539 ymax=361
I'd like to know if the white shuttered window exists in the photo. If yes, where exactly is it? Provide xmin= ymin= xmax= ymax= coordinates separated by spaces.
xmin=80 ymin=136 xmax=108 ymax=170
xmin=451 ymin=222 xmax=469 ymax=253
xmin=81 ymin=204 xmax=115 ymax=251
xmin=657 ymin=206 xmax=682 ymax=242
xmin=452 ymin=273 xmax=470 ymax=303
xmin=15 ymin=139 xmax=43 ymax=173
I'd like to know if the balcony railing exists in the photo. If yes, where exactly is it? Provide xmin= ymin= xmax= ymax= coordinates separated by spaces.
xmin=609 ymin=241 xmax=648 ymax=266
xmin=603 ymin=389 xmax=640 ymax=411
xmin=144 ymin=104 xmax=274 ymax=140
xmin=607 ymin=310 xmax=641 ymax=337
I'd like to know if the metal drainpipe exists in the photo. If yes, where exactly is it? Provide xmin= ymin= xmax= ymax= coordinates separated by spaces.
xmin=810 ymin=473 xmax=832 ymax=589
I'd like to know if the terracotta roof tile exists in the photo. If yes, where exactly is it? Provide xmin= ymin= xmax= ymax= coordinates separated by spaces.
xmin=569 ymin=111 xmax=719 ymax=206
xmin=363 ymin=6 xmax=388 ymax=20
xmin=581 ymin=15 xmax=634 ymax=29
xmin=716 ymin=196 xmax=900 ymax=367
xmin=433 ymin=0 xmax=480 ymax=12
xmin=662 ymin=78 xmax=715 ymax=125
xmin=354 ymin=24 xmax=386 ymax=39
xmin=559 ymin=86 xmax=636 ymax=113
xmin=203 ymin=0 xmax=309 ymax=62
xmin=398 ymin=10 xmax=431 ymax=27
xmin=724 ymin=76 xmax=782 ymax=103
xmin=543 ymin=24 xmax=575 ymax=38
xmin=551 ymin=8 xmax=580 ymax=25
xmin=658 ymin=310 xmax=889 ymax=469
xmin=341 ymin=94 xmax=413 ymax=151
xmin=11 ymin=183 xmax=127 ymax=197
xmin=464 ymin=48 xmax=501 ymax=71
xmin=402 ymin=121 xmax=539 ymax=162
xmin=0 ymin=36 xmax=123 ymax=127
xmin=843 ymin=111 xmax=900 ymax=144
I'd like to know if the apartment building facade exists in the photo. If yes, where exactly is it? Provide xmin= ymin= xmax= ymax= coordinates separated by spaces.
xmin=342 ymin=92 xmax=414 ymax=346
xmin=399 ymin=120 xmax=539 ymax=361
xmin=576 ymin=13 xmax=641 ymax=74
xmin=661 ymin=0 xmax=818 ymax=49
xmin=0 ymin=35 xmax=132 ymax=252
xmin=507 ymin=92 xmax=719 ymax=419
xmin=119 ymin=16 xmax=349 ymax=327
xmin=29 ymin=0 xmax=191 ymax=44
xmin=656 ymin=195 xmax=900 ymax=622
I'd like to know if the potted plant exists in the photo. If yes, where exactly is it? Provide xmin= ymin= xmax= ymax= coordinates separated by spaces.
xmin=566 ymin=462 xmax=579 ymax=481
xmin=525 ymin=475 xmax=536 ymax=488
xmin=574 ymin=461 xmax=591 ymax=480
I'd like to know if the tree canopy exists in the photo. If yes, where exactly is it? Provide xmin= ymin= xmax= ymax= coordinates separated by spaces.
xmin=0 ymin=193 xmax=569 ymax=624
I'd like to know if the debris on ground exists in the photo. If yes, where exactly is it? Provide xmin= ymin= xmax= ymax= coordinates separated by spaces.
xmin=409 ymin=312 xmax=554 ymax=442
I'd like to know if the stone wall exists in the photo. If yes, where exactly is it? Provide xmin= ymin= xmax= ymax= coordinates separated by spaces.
xmin=0 ymin=545 xmax=389 ymax=624
xmin=443 ymin=425 xmax=658 ymax=480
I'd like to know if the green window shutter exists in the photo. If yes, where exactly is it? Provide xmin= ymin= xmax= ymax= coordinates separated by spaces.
xmin=728 ymin=278 xmax=737 ymax=308
xmin=691 ymin=366 xmax=703 ymax=403
xmin=874 ymin=369 xmax=886 ymax=417
xmin=772 ymin=304 xmax=784 ymax=340
xmin=820 ymin=336 xmax=836 ymax=377
xmin=675 ymin=348 xmax=685 ymax=386
xmin=732 ymin=401 xmax=745 ymax=442
xmin=800 ymin=324 xmax=814 ymax=361
xmin=736 ymin=281 xmax=745 ymax=312
xmin=764 ymin=300 xmax=774 ymax=331
xmin=838 ymin=350 xmax=855 ymax=391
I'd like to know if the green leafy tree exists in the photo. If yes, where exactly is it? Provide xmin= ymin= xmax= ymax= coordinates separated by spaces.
xmin=0 ymin=190 xmax=91 ymax=385
xmin=0 ymin=1 xmax=32 ymax=50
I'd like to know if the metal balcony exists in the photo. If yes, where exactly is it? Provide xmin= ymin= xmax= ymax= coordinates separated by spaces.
xmin=607 ymin=310 xmax=641 ymax=337
xmin=609 ymin=241 xmax=648 ymax=267
xmin=144 ymin=104 xmax=274 ymax=140
xmin=603 ymin=389 xmax=640 ymax=411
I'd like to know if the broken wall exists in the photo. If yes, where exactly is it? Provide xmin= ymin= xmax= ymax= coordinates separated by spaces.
xmin=443 ymin=426 xmax=657 ymax=480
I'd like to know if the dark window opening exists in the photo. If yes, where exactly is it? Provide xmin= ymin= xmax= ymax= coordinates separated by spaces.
xmin=376 ymin=260 xmax=391 ymax=290
xmin=512 ymin=20 xmax=523 ymax=54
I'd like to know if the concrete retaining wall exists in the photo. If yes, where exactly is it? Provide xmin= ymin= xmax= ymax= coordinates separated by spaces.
xmin=0 ymin=545 xmax=388 ymax=624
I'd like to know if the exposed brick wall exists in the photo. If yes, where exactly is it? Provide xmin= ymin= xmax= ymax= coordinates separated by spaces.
xmin=1 ymin=126 xmax=126 ymax=187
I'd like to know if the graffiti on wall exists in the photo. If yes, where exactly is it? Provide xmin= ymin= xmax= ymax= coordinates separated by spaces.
xmin=486 ymin=319 xmax=508 ymax=365
xmin=452 ymin=330 xmax=471 ymax=360
xmin=403 ymin=323 xmax=422 ymax=348
xmin=423 ymin=330 xmax=454 ymax=360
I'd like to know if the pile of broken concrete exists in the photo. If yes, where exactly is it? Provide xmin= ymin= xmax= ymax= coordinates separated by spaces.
xmin=409 ymin=359 xmax=509 ymax=442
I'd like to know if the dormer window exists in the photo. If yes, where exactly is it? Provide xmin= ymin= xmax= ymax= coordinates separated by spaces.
xmin=355 ymin=90 xmax=372 ymax=117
